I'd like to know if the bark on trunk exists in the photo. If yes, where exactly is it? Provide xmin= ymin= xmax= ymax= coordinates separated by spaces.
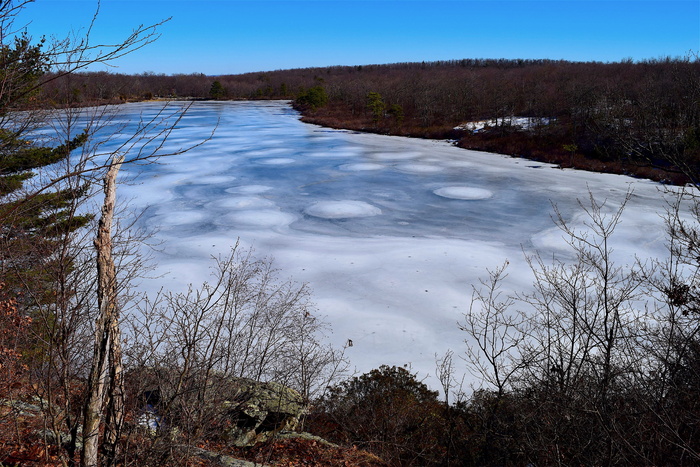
xmin=82 ymin=156 xmax=124 ymax=467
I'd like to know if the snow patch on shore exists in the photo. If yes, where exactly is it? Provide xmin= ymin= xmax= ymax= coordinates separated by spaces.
xmin=455 ymin=116 xmax=553 ymax=132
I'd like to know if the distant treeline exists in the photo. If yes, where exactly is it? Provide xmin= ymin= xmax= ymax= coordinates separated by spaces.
xmin=40 ymin=57 xmax=700 ymax=183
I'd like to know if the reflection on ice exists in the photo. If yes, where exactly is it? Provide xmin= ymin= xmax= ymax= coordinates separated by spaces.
xmin=109 ymin=100 xmax=675 ymax=389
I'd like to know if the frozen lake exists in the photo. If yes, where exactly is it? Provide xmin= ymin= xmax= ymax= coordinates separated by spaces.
xmin=102 ymin=100 xmax=673 ymax=389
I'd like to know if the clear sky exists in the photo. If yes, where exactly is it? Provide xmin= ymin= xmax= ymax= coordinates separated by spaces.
xmin=15 ymin=0 xmax=700 ymax=75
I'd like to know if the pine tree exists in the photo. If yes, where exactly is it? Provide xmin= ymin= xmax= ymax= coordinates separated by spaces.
xmin=209 ymin=80 xmax=226 ymax=99
xmin=0 ymin=31 xmax=90 ymax=303
xmin=366 ymin=91 xmax=385 ymax=124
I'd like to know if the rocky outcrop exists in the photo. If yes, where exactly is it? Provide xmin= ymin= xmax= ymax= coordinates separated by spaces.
xmin=222 ymin=378 xmax=305 ymax=447
xmin=131 ymin=369 xmax=307 ymax=448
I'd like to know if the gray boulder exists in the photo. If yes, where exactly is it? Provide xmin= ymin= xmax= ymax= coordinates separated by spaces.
xmin=222 ymin=378 xmax=305 ymax=447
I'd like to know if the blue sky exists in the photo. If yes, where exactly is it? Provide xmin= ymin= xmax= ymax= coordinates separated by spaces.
xmin=16 ymin=0 xmax=700 ymax=75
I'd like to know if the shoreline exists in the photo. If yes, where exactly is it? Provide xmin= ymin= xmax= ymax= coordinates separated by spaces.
xmin=298 ymin=107 xmax=687 ymax=186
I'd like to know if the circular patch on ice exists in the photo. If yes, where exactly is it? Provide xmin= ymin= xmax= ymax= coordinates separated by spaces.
xmin=307 ymin=149 xmax=361 ymax=159
xmin=396 ymin=163 xmax=443 ymax=174
xmin=433 ymin=187 xmax=493 ymax=200
xmin=305 ymin=201 xmax=382 ymax=219
xmin=210 ymin=196 xmax=275 ymax=210
xmin=257 ymin=158 xmax=296 ymax=165
xmin=216 ymin=210 xmax=295 ymax=228
xmin=339 ymin=163 xmax=384 ymax=172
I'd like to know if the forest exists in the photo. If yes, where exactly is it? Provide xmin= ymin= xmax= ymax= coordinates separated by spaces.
xmin=1 ymin=0 xmax=700 ymax=465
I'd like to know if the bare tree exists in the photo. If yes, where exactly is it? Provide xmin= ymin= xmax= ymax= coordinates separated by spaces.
xmin=461 ymin=191 xmax=653 ymax=465
xmin=460 ymin=261 xmax=526 ymax=397
xmin=634 ymin=190 xmax=700 ymax=463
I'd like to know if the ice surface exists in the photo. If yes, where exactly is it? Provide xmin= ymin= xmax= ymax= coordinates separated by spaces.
xmin=225 ymin=185 xmax=274 ymax=194
xmin=396 ymin=163 xmax=444 ymax=174
xmin=339 ymin=162 xmax=385 ymax=171
xmin=92 ymin=101 xmax=680 ymax=391
xmin=434 ymin=187 xmax=494 ymax=200
xmin=256 ymin=157 xmax=296 ymax=165
xmin=371 ymin=151 xmax=422 ymax=161
xmin=305 ymin=201 xmax=382 ymax=219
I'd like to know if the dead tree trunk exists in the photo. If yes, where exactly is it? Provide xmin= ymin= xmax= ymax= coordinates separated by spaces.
xmin=102 ymin=311 xmax=125 ymax=467
xmin=82 ymin=155 xmax=125 ymax=467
